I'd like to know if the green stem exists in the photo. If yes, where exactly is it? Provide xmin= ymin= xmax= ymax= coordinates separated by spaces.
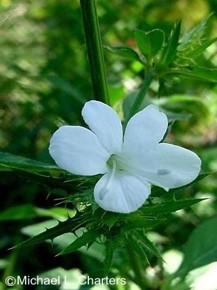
xmin=124 ymin=70 xmax=153 ymax=127
xmin=80 ymin=0 xmax=109 ymax=104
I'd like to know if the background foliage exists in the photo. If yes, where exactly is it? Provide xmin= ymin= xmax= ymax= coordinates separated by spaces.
xmin=1 ymin=0 xmax=217 ymax=289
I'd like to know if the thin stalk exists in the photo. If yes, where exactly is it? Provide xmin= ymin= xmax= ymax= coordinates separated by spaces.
xmin=124 ymin=70 xmax=153 ymax=127
xmin=80 ymin=0 xmax=109 ymax=104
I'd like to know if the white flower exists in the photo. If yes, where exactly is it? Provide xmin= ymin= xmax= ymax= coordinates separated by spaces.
xmin=49 ymin=101 xmax=201 ymax=214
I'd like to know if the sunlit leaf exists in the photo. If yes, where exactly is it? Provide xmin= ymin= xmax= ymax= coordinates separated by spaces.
xmin=176 ymin=216 xmax=217 ymax=277
xmin=179 ymin=37 xmax=217 ymax=60
xmin=178 ymin=14 xmax=214 ymax=59
xmin=135 ymin=29 xmax=164 ymax=58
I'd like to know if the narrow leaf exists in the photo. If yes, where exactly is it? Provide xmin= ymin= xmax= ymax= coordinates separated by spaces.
xmin=158 ymin=21 xmax=181 ymax=68
xmin=166 ymin=66 xmax=217 ymax=83
xmin=12 ymin=217 xmax=82 ymax=249
xmin=60 ymin=229 xmax=99 ymax=255
xmin=0 ymin=152 xmax=63 ymax=174
xmin=179 ymin=37 xmax=217 ymax=59
xmin=138 ymin=231 xmax=162 ymax=260
xmin=141 ymin=199 xmax=204 ymax=216
xmin=127 ymin=235 xmax=149 ymax=264
xmin=104 ymin=240 xmax=118 ymax=274
xmin=178 ymin=13 xmax=213 ymax=55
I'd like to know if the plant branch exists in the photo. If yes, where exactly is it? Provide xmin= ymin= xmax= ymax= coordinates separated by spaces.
xmin=80 ymin=0 xmax=109 ymax=104
xmin=124 ymin=70 xmax=153 ymax=126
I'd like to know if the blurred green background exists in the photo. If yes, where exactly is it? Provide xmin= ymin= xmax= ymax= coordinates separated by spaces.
xmin=1 ymin=0 xmax=217 ymax=289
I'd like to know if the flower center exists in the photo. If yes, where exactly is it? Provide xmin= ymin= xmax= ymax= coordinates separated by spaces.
xmin=107 ymin=154 xmax=124 ymax=170
xmin=98 ymin=156 xmax=117 ymax=200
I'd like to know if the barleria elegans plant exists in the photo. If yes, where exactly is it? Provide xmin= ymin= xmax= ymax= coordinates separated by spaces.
xmin=1 ymin=1 xmax=217 ymax=289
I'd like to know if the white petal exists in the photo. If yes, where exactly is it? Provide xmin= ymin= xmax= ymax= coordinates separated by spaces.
xmin=123 ymin=105 xmax=168 ymax=154
xmin=94 ymin=171 xmax=151 ymax=213
xmin=131 ymin=143 xmax=201 ymax=189
xmin=49 ymin=125 xmax=109 ymax=175
xmin=82 ymin=100 xmax=123 ymax=154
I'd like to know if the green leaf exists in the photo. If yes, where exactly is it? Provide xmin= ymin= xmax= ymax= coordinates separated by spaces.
xmin=127 ymin=235 xmax=149 ymax=264
xmin=13 ymin=217 xmax=82 ymax=249
xmin=124 ymin=216 xmax=162 ymax=230
xmin=105 ymin=45 xmax=141 ymax=62
xmin=128 ymin=230 xmax=162 ymax=261
xmin=101 ymin=212 xmax=120 ymax=229
xmin=180 ymin=14 xmax=212 ymax=46
xmin=0 ymin=205 xmax=75 ymax=222
xmin=135 ymin=29 xmax=164 ymax=58
xmin=141 ymin=199 xmax=204 ymax=216
xmin=0 ymin=152 xmax=63 ymax=174
xmin=60 ymin=229 xmax=99 ymax=255
xmin=104 ymin=240 xmax=118 ymax=274
xmin=176 ymin=216 xmax=217 ymax=277
xmin=178 ymin=14 xmax=213 ymax=59
xmin=179 ymin=37 xmax=217 ymax=60
xmin=138 ymin=231 xmax=162 ymax=260
xmin=158 ymin=21 xmax=181 ymax=68
xmin=166 ymin=66 xmax=217 ymax=83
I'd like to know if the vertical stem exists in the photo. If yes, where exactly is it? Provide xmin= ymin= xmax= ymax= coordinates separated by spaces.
xmin=80 ymin=0 xmax=109 ymax=104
